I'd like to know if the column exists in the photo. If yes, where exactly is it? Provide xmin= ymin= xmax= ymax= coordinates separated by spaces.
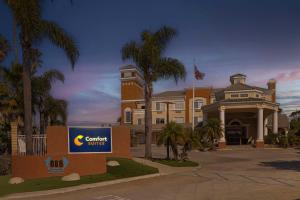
xmin=219 ymin=107 xmax=226 ymax=148
xmin=273 ymin=110 xmax=278 ymax=134
xmin=10 ymin=122 xmax=18 ymax=155
xmin=264 ymin=117 xmax=268 ymax=136
xmin=256 ymin=108 xmax=264 ymax=148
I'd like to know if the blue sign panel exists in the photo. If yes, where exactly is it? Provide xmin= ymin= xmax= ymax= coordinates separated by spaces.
xmin=68 ymin=127 xmax=112 ymax=153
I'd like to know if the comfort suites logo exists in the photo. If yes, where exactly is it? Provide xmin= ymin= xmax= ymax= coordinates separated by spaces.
xmin=73 ymin=134 xmax=108 ymax=147
xmin=68 ymin=127 xmax=112 ymax=153
xmin=74 ymin=134 xmax=84 ymax=146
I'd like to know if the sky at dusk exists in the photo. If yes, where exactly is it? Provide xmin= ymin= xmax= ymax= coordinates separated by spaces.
xmin=1 ymin=0 xmax=300 ymax=123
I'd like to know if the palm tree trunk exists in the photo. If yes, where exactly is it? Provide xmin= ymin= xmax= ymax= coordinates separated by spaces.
xmin=144 ymin=83 xmax=152 ymax=159
xmin=166 ymin=139 xmax=170 ymax=159
xmin=39 ymin=110 xmax=45 ymax=134
xmin=21 ymin=34 xmax=33 ymax=155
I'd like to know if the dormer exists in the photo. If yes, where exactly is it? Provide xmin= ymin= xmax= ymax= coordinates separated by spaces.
xmin=230 ymin=74 xmax=246 ymax=85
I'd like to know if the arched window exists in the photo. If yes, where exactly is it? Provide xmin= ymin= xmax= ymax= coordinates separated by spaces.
xmin=124 ymin=107 xmax=132 ymax=123
xmin=231 ymin=121 xmax=241 ymax=126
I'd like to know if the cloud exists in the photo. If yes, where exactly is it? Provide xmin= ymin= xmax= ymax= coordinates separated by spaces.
xmin=274 ymin=69 xmax=300 ymax=83
xmin=67 ymin=90 xmax=120 ymax=123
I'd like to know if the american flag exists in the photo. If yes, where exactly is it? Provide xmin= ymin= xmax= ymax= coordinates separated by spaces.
xmin=194 ymin=65 xmax=205 ymax=80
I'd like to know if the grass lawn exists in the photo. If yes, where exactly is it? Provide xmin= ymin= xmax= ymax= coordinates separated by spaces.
xmin=0 ymin=157 xmax=158 ymax=197
xmin=152 ymin=158 xmax=199 ymax=167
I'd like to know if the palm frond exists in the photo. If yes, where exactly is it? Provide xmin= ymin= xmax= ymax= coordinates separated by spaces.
xmin=42 ymin=69 xmax=65 ymax=83
xmin=153 ymin=26 xmax=177 ymax=52
xmin=41 ymin=20 xmax=79 ymax=68
xmin=6 ymin=0 xmax=43 ymax=42
xmin=121 ymin=41 xmax=141 ymax=64
xmin=155 ymin=57 xmax=186 ymax=83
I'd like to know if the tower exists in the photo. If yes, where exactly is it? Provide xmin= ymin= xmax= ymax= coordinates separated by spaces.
xmin=267 ymin=79 xmax=276 ymax=102
xmin=120 ymin=65 xmax=144 ymax=124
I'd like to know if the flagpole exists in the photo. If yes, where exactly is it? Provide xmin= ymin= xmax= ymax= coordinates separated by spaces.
xmin=192 ymin=76 xmax=195 ymax=131
xmin=192 ymin=59 xmax=195 ymax=131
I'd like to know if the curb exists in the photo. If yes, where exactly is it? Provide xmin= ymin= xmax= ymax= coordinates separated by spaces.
xmin=0 ymin=173 xmax=162 ymax=200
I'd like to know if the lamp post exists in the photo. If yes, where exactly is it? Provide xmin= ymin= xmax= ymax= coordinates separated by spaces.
xmin=161 ymin=101 xmax=174 ymax=159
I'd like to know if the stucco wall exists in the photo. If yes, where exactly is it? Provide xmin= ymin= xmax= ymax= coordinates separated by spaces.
xmin=12 ymin=125 xmax=131 ymax=179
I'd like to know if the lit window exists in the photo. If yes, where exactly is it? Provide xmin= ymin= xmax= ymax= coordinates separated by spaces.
xmin=240 ymin=93 xmax=248 ymax=97
xmin=138 ymin=118 xmax=143 ymax=125
xmin=123 ymin=72 xmax=132 ymax=78
xmin=194 ymin=117 xmax=203 ymax=125
xmin=124 ymin=108 xmax=132 ymax=123
xmin=156 ymin=102 xmax=161 ymax=111
xmin=175 ymin=102 xmax=184 ymax=110
xmin=156 ymin=118 xmax=165 ymax=124
xmin=174 ymin=117 xmax=184 ymax=124
xmin=194 ymin=100 xmax=203 ymax=109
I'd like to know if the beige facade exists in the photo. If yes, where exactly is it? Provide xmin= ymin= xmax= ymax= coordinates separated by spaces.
xmin=120 ymin=66 xmax=288 ymax=146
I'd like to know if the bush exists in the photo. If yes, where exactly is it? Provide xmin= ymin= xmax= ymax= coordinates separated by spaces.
xmin=0 ymin=122 xmax=10 ymax=155
xmin=288 ymin=133 xmax=300 ymax=146
xmin=0 ymin=158 xmax=11 ymax=176
xmin=264 ymin=133 xmax=278 ymax=145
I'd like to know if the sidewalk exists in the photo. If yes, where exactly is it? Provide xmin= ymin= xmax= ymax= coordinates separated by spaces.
xmin=133 ymin=157 xmax=200 ymax=175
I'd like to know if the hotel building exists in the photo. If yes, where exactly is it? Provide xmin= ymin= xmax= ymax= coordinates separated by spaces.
xmin=120 ymin=65 xmax=289 ymax=147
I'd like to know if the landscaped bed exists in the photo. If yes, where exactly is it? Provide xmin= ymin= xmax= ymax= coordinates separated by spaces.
xmin=152 ymin=158 xmax=199 ymax=167
xmin=0 ymin=157 xmax=158 ymax=197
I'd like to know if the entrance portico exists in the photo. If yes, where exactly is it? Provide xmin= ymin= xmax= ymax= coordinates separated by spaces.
xmin=202 ymin=100 xmax=279 ymax=148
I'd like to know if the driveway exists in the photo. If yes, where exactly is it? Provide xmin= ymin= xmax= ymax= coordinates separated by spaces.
xmin=22 ymin=147 xmax=300 ymax=200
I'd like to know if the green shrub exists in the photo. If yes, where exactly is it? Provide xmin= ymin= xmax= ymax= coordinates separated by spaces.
xmin=0 ymin=158 xmax=11 ymax=176
xmin=288 ymin=133 xmax=300 ymax=146
xmin=264 ymin=133 xmax=278 ymax=145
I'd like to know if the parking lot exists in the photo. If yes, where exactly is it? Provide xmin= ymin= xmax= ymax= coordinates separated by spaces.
xmin=22 ymin=146 xmax=300 ymax=200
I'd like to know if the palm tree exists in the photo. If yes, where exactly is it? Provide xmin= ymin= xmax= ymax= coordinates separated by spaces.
xmin=0 ymin=36 xmax=9 ymax=62
xmin=180 ymin=127 xmax=200 ymax=161
xmin=157 ymin=121 xmax=184 ymax=160
xmin=121 ymin=26 xmax=186 ymax=158
xmin=32 ymin=70 xmax=64 ymax=134
xmin=197 ymin=118 xmax=223 ymax=150
xmin=0 ymin=63 xmax=23 ymax=122
xmin=44 ymin=97 xmax=67 ymax=126
xmin=6 ymin=0 xmax=79 ymax=154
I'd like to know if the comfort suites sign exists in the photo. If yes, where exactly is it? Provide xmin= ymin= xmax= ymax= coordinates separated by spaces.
xmin=68 ymin=127 xmax=112 ymax=153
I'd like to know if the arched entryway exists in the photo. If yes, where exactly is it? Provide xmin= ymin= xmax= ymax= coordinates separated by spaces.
xmin=225 ymin=119 xmax=248 ymax=145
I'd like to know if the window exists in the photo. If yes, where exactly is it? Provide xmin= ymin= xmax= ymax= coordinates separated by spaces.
xmin=194 ymin=117 xmax=203 ymax=126
xmin=256 ymin=94 xmax=260 ymax=98
xmin=124 ymin=109 xmax=132 ymax=123
xmin=231 ymin=94 xmax=239 ymax=98
xmin=141 ymin=106 xmax=145 ymax=109
xmin=156 ymin=118 xmax=165 ymax=124
xmin=138 ymin=118 xmax=143 ymax=125
xmin=123 ymin=71 xmax=132 ymax=78
xmin=175 ymin=101 xmax=184 ymax=110
xmin=155 ymin=102 xmax=161 ymax=111
xmin=174 ymin=117 xmax=184 ymax=124
xmin=240 ymin=93 xmax=248 ymax=97
xmin=194 ymin=100 xmax=203 ymax=109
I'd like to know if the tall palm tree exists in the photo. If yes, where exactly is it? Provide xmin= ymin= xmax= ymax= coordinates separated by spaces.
xmin=6 ymin=0 xmax=79 ymax=154
xmin=0 ymin=63 xmax=23 ymax=122
xmin=121 ymin=26 xmax=186 ymax=158
xmin=157 ymin=121 xmax=184 ymax=160
xmin=0 ymin=35 xmax=9 ymax=62
xmin=32 ymin=70 xmax=64 ymax=134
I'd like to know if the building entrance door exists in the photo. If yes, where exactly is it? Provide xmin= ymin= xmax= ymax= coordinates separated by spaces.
xmin=226 ymin=120 xmax=248 ymax=145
